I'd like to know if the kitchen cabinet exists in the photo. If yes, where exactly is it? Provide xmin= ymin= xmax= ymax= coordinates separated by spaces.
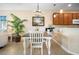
xmin=72 ymin=13 xmax=79 ymax=19
xmin=53 ymin=13 xmax=59 ymax=25
xmin=67 ymin=13 xmax=73 ymax=25
xmin=53 ymin=13 xmax=73 ymax=25
xmin=53 ymin=13 xmax=64 ymax=25
xmin=58 ymin=13 xmax=64 ymax=25
xmin=63 ymin=13 xmax=69 ymax=25
xmin=73 ymin=13 xmax=77 ymax=19
xmin=76 ymin=13 xmax=79 ymax=19
xmin=63 ymin=13 xmax=73 ymax=25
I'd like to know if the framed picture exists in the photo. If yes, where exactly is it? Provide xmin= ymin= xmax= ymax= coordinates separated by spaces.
xmin=32 ymin=16 xmax=45 ymax=26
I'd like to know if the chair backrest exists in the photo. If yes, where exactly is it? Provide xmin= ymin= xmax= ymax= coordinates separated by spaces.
xmin=29 ymin=32 xmax=44 ymax=48
xmin=30 ymin=33 xmax=43 ymax=43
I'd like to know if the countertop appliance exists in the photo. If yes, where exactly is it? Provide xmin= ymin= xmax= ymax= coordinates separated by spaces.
xmin=72 ymin=19 xmax=79 ymax=24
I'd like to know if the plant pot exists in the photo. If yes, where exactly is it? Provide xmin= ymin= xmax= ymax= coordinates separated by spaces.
xmin=15 ymin=35 xmax=21 ymax=42
xmin=12 ymin=35 xmax=21 ymax=42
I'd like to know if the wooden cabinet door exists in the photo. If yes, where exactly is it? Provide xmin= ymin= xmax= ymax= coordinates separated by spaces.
xmin=76 ymin=13 xmax=79 ymax=19
xmin=58 ymin=13 xmax=64 ymax=25
xmin=53 ymin=13 xmax=74 ymax=25
xmin=53 ymin=13 xmax=59 ymax=25
xmin=68 ymin=13 xmax=73 ymax=25
xmin=73 ymin=13 xmax=77 ymax=19
xmin=64 ymin=13 xmax=68 ymax=25
xmin=63 ymin=13 xmax=72 ymax=25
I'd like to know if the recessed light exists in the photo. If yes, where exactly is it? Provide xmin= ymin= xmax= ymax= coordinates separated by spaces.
xmin=68 ymin=4 xmax=72 ymax=7
xmin=53 ymin=4 xmax=56 ymax=6
xmin=54 ymin=14 xmax=56 ymax=18
xmin=60 ymin=9 xmax=63 ymax=13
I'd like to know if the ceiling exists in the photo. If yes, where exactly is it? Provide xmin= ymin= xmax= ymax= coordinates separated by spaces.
xmin=0 ymin=3 xmax=79 ymax=12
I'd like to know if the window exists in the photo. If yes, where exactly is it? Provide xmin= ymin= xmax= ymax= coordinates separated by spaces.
xmin=0 ymin=16 xmax=7 ymax=32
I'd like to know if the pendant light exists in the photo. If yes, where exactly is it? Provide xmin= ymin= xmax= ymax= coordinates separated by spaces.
xmin=34 ymin=3 xmax=42 ymax=17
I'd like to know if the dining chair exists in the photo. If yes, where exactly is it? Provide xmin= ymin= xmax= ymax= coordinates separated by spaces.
xmin=29 ymin=32 xmax=44 ymax=55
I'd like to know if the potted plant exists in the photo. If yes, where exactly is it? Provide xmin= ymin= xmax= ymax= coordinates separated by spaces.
xmin=8 ymin=14 xmax=26 ymax=42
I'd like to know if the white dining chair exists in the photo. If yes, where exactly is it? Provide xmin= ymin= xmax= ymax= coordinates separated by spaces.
xmin=29 ymin=32 xmax=44 ymax=55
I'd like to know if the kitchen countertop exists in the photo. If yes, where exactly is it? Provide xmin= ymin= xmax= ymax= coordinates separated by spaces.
xmin=54 ymin=25 xmax=79 ymax=28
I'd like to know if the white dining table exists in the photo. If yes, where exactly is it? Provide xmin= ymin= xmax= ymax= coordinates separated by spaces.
xmin=23 ymin=36 xmax=52 ymax=55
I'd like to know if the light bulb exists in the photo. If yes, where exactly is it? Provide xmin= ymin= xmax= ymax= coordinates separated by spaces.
xmin=60 ymin=9 xmax=63 ymax=13
xmin=53 ymin=14 xmax=56 ymax=18
xmin=68 ymin=4 xmax=72 ymax=7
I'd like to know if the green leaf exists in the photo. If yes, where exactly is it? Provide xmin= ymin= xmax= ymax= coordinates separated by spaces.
xmin=8 ymin=13 xmax=26 ymax=35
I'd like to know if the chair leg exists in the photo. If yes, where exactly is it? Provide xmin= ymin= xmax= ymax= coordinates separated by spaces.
xmin=30 ymin=49 xmax=32 ymax=55
xmin=45 ymin=40 xmax=48 ymax=49
xmin=41 ymin=47 xmax=43 ymax=55
xmin=30 ymin=43 xmax=32 ymax=55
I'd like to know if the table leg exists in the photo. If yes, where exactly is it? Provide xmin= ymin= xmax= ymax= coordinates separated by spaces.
xmin=48 ymin=39 xmax=51 ymax=55
xmin=23 ymin=38 xmax=26 ymax=55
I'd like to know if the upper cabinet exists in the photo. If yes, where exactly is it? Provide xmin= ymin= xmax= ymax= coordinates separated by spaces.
xmin=63 ymin=13 xmax=69 ymax=25
xmin=53 ymin=13 xmax=79 ymax=25
xmin=73 ymin=13 xmax=79 ymax=19
xmin=58 ymin=13 xmax=64 ymax=25
xmin=53 ymin=13 xmax=59 ymax=25
xmin=76 ymin=13 xmax=79 ymax=19
xmin=64 ymin=13 xmax=72 ymax=25
xmin=53 ymin=13 xmax=64 ymax=25
xmin=73 ymin=13 xmax=77 ymax=19
xmin=68 ymin=13 xmax=73 ymax=25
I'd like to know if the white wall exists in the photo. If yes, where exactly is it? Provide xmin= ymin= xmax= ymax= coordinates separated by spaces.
xmin=60 ymin=28 xmax=79 ymax=54
xmin=0 ymin=10 xmax=53 ymax=33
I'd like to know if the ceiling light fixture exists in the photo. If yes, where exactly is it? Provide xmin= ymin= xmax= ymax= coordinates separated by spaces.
xmin=68 ymin=4 xmax=72 ymax=7
xmin=34 ymin=3 xmax=42 ymax=16
xmin=53 ymin=14 xmax=56 ymax=18
xmin=53 ymin=4 xmax=56 ymax=6
xmin=60 ymin=9 xmax=63 ymax=13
